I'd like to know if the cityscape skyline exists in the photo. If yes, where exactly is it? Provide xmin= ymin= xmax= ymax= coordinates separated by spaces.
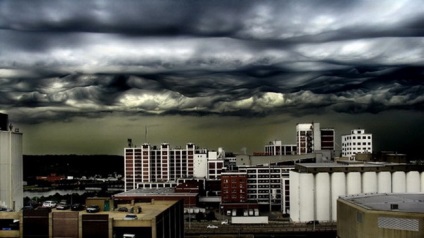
xmin=0 ymin=0 xmax=423 ymax=157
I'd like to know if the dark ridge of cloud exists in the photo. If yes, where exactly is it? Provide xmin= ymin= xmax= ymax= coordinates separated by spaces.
xmin=240 ymin=65 xmax=289 ymax=78
xmin=1 ymin=0 xmax=423 ymax=43
xmin=160 ymin=108 xmax=270 ymax=119
xmin=96 ymin=74 xmax=132 ymax=105
xmin=0 ymin=0 xmax=249 ymax=36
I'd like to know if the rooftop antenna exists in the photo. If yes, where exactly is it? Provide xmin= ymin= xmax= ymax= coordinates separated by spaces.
xmin=145 ymin=126 xmax=148 ymax=143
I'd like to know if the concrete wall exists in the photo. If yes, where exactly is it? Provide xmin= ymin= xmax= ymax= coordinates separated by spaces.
xmin=52 ymin=212 xmax=79 ymax=238
xmin=0 ymin=131 xmax=23 ymax=211
xmin=337 ymin=199 xmax=424 ymax=238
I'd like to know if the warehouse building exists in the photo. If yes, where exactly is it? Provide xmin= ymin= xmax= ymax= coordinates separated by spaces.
xmin=337 ymin=193 xmax=424 ymax=238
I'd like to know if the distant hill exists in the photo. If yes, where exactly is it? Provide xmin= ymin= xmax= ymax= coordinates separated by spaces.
xmin=23 ymin=155 xmax=124 ymax=179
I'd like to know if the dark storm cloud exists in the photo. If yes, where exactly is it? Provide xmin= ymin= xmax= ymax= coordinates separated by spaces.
xmin=0 ymin=0 xmax=423 ymax=123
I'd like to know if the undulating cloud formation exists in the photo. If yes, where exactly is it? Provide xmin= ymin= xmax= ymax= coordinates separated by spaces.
xmin=0 ymin=0 xmax=423 ymax=156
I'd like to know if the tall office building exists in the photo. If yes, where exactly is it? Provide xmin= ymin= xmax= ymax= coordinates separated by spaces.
xmin=341 ymin=129 xmax=372 ymax=159
xmin=296 ymin=123 xmax=336 ymax=154
xmin=296 ymin=123 xmax=321 ymax=154
xmin=124 ymin=143 xmax=208 ymax=191
xmin=0 ymin=113 xmax=23 ymax=210
xmin=320 ymin=128 xmax=335 ymax=151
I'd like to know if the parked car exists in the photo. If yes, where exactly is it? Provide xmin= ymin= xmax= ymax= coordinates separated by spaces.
xmin=21 ymin=206 xmax=34 ymax=211
xmin=123 ymin=234 xmax=136 ymax=238
xmin=207 ymin=225 xmax=218 ymax=229
xmin=307 ymin=220 xmax=320 ymax=225
xmin=56 ymin=202 xmax=70 ymax=210
xmin=86 ymin=205 xmax=100 ymax=213
xmin=117 ymin=207 xmax=128 ymax=212
xmin=71 ymin=203 xmax=84 ymax=211
xmin=124 ymin=214 xmax=138 ymax=220
xmin=42 ymin=201 xmax=57 ymax=208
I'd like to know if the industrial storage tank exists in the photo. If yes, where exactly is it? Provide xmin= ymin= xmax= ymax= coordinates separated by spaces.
xmin=377 ymin=171 xmax=392 ymax=193
xmin=406 ymin=171 xmax=420 ymax=193
xmin=289 ymin=171 xmax=300 ymax=222
xmin=331 ymin=172 xmax=346 ymax=221
xmin=299 ymin=173 xmax=314 ymax=222
xmin=362 ymin=172 xmax=377 ymax=193
xmin=346 ymin=172 xmax=361 ymax=195
xmin=392 ymin=171 xmax=406 ymax=193
xmin=315 ymin=172 xmax=330 ymax=221
xmin=421 ymin=172 xmax=424 ymax=193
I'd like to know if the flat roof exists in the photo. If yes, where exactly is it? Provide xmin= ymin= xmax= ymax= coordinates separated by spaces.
xmin=297 ymin=162 xmax=386 ymax=168
xmin=113 ymin=188 xmax=198 ymax=197
xmin=340 ymin=193 xmax=424 ymax=213
xmin=51 ymin=200 xmax=178 ymax=224
xmin=293 ymin=162 xmax=424 ymax=173
xmin=109 ymin=200 xmax=177 ymax=221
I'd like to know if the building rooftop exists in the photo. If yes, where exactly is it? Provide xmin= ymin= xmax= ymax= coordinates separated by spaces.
xmin=293 ymin=162 xmax=424 ymax=173
xmin=113 ymin=188 xmax=198 ymax=197
xmin=340 ymin=193 xmax=424 ymax=213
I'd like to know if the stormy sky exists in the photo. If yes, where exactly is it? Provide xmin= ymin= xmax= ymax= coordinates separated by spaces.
xmin=0 ymin=0 xmax=423 ymax=157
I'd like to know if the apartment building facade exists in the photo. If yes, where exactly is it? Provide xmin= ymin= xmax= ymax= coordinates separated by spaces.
xmin=320 ymin=128 xmax=335 ymax=151
xmin=124 ymin=143 xmax=207 ymax=191
xmin=296 ymin=123 xmax=321 ymax=154
xmin=221 ymin=172 xmax=247 ymax=203
xmin=238 ymin=166 xmax=292 ymax=213
xmin=341 ymin=129 xmax=372 ymax=159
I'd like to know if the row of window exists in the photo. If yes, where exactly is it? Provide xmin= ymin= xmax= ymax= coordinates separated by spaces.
xmin=342 ymin=147 xmax=372 ymax=151
xmin=344 ymin=135 xmax=371 ymax=140
xmin=343 ymin=142 xmax=371 ymax=146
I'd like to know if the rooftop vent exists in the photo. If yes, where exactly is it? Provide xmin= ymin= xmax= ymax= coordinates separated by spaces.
xmin=390 ymin=204 xmax=399 ymax=210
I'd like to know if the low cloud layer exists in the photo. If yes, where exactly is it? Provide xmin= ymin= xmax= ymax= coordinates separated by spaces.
xmin=0 ymin=0 xmax=423 ymax=124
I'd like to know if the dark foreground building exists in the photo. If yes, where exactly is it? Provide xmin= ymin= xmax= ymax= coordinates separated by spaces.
xmin=0 ymin=198 xmax=184 ymax=238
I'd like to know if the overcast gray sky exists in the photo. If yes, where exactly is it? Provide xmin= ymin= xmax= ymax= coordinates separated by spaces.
xmin=0 ymin=0 xmax=423 ymax=157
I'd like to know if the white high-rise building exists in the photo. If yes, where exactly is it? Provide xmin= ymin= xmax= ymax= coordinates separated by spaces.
xmin=124 ymin=142 xmax=209 ymax=191
xmin=341 ymin=129 xmax=372 ymax=159
xmin=296 ymin=123 xmax=321 ymax=154
xmin=0 ymin=113 xmax=23 ymax=211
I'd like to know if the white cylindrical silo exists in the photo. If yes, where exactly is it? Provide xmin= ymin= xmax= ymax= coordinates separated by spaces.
xmin=331 ymin=172 xmax=346 ymax=221
xmin=421 ymin=172 xmax=424 ymax=193
xmin=346 ymin=172 xmax=361 ymax=195
xmin=299 ymin=173 xmax=314 ymax=222
xmin=315 ymin=172 xmax=330 ymax=221
xmin=406 ymin=171 xmax=420 ymax=193
xmin=362 ymin=172 xmax=377 ymax=193
xmin=289 ymin=171 xmax=300 ymax=222
xmin=392 ymin=171 xmax=406 ymax=193
xmin=378 ymin=171 xmax=392 ymax=193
